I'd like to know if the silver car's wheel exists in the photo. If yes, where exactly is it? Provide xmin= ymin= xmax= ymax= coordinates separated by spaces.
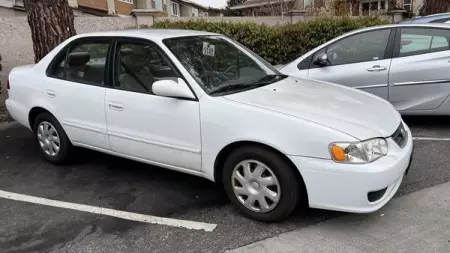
xmin=37 ymin=121 xmax=61 ymax=157
xmin=231 ymin=160 xmax=281 ymax=213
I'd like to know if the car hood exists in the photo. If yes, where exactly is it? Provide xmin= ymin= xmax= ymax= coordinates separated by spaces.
xmin=224 ymin=76 xmax=401 ymax=140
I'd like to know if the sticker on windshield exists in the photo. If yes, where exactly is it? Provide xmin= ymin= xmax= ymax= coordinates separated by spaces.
xmin=202 ymin=42 xmax=215 ymax=57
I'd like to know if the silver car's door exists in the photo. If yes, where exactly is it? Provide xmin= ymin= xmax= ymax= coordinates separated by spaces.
xmin=306 ymin=28 xmax=394 ymax=100
xmin=389 ymin=27 xmax=450 ymax=111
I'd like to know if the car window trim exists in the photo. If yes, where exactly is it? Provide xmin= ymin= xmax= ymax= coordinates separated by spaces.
xmin=110 ymin=36 xmax=198 ymax=102
xmin=46 ymin=36 xmax=113 ymax=88
xmin=309 ymin=28 xmax=393 ymax=69
xmin=393 ymin=26 xmax=450 ymax=58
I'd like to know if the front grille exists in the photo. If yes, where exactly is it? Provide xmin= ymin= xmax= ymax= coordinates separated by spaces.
xmin=391 ymin=123 xmax=408 ymax=148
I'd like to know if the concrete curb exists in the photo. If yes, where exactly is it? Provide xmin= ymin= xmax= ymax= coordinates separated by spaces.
xmin=227 ymin=182 xmax=450 ymax=253
xmin=0 ymin=121 xmax=19 ymax=131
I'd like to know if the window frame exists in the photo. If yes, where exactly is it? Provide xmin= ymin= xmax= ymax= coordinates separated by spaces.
xmin=46 ymin=37 xmax=113 ymax=87
xmin=110 ymin=37 xmax=198 ymax=101
xmin=307 ymin=28 xmax=395 ymax=69
xmin=171 ymin=2 xmax=180 ymax=16
xmin=393 ymin=27 xmax=450 ymax=58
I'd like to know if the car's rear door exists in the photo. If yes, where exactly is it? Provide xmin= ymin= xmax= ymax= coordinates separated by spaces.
xmin=45 ymin=37 xmax=111 ymax=150
xmin=389 ymin=27 xmax=450 ymax=111
xmin=305 ymin=28 xmax=395 ymax=100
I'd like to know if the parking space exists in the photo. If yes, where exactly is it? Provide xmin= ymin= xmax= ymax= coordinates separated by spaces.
xmin=1 ymin=116 xmax=450 ymax=253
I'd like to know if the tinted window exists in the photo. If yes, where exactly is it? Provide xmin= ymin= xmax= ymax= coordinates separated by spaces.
xmin=297 ymin=55 xmax=312 ymax=70
xmin=116 ymin=42 xmax=179 ymax=94
xmin=430 ymin=18 xmax=450 ymax=23
xmin=399 ymin=28 xmax=450 ymax=57
xmin=318 ymin=29 xmax=391 ymax=66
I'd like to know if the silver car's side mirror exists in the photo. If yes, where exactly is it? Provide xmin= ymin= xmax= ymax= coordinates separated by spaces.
xmin=313 ymin=53 xmax=329 ymax=67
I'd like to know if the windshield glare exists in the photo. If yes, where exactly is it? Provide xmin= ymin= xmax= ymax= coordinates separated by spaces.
xmin=163 ymin=35 xmax=281 ymax=95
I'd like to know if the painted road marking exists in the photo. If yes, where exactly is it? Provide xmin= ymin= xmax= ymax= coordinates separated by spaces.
xmin=0 ymin=190 xmax=217 ymax=232
xmin=413 ymin=137 xmax=450 ymax=141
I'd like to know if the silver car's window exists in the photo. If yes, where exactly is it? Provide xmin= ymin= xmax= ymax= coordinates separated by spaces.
xmin=320 ymin=29 xmax=391 ymax=66
xmin=399 ymin=28 xmax=450 ymax=57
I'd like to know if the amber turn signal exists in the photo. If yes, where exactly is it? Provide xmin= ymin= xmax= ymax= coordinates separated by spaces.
xmin=331 ymin=145 xmax=346 ymax=161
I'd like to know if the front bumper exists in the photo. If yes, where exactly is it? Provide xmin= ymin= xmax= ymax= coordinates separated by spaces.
xmin=289 ymin=123 xmax=414 ymax=213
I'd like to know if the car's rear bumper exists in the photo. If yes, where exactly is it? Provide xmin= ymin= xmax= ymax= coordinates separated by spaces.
xmin=5 ymin=99 xmax=29 ymax=129
xmin=289 ymin=124 xmax=414 ymax=213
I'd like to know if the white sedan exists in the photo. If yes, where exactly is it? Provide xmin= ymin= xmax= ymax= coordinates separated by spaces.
xmin=6 ymin=29 xmax=414 ymax=222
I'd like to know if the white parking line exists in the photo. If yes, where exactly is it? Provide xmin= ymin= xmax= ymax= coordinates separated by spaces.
xmin=0 ymin=190 xmax=217 ymax=232
xmin=413 ymin=137 xmax=450 ymax=141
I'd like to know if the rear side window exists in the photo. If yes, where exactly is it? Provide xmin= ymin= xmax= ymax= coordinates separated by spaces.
xmin=47 ymin=39 xmax=110 ymax=86
xmin=398 ymin=28 xmax=450 ymax=57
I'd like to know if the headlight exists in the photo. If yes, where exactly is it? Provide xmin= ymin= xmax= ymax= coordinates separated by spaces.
xmin=329 ymin=138 xmax=388 ymax=164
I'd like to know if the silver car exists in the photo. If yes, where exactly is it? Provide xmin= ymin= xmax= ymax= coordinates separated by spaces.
xmin=280 ymin=24 xmax=450 ymax=115
xmin=399 ymin=12 xmax=450 ymax=24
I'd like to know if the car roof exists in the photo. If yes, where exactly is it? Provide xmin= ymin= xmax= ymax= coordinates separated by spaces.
xmin=400 ymin=13 xmax=450 ymax=23
xmin=74 ymin=29 xmax=221 ymax=40
xmin=349 ymin=23 xmax=450 ymax=34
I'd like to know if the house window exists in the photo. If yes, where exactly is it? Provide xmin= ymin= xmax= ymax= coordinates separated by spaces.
xmin=380 ymin=1 xmax=386 ymax=9
xmin=163 ymin=0 xmax=167 ymax=12
xmin=403 ymin=0 xmax=411 ymax=11
xmin=172 ymin=2 xmax=180 ymax=16
xmin=119 ymin=0 xmax=133 ymax=4
xmin=304 ymin=0 xmax=313 ymax=8
xmin=151 ymin=0 xmax=156 ymax=8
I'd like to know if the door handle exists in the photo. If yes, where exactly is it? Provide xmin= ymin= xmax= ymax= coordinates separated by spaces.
xmin=367 ymin=65 xmax=387 ymax=72
xmin=46 ymin=89 xmax=56 ymax=98
xmin=108 ymin=102 xmax=124 ymax=111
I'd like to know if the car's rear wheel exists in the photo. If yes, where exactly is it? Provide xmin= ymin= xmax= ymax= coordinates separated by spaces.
xmin=222 ymin=145 xmax=304 ymax=222
xmin=33 ymin=112 xmax=72 ymax=164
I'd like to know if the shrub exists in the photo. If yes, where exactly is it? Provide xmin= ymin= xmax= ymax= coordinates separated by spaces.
xmin=150 ymin=17 xmax=390 ymax=65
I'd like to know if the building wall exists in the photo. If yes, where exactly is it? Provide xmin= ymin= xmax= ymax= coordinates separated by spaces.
xmin=114 ymin=0 xmax=137 ymax=15
xmin=0 ymin=16 xmax=136 ymax=106
xmin=78 ymin=0 xmax=108 ymax=11
xmin=0 ymin=6 xmax=26 ymax=16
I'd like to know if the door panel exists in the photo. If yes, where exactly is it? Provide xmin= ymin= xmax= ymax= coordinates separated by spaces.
xmin=48 ymin=79 xmax=109 ymax=150
xmin=306 ymin=28 xmax=393 ymax=100
xmin=308 ymin=59 xmax=391 ymax=100
xmin=105 ymin=39 xmax=202 ymax=171
xmin=389 ymin=27 xmax=450 ymax=111
xmin=105 ymin=89 xmax=202 ymax=171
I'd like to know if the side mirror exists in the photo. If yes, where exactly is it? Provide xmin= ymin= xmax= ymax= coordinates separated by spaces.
xmin=313 ymin=53 xmax=329 ymax=67
xmin=152 ymin=78 xmax=195 ymax=100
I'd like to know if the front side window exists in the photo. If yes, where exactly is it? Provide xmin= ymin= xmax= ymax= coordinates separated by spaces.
xmin=163 ymin=35 xmax=284 ymax=96
xmin=399 ymin=28 xmax=450 ymax=57
xmin=317 ymin=29 xmax=391 ymax=66
xmin=116 ymin=42 xmax=178 ymax=94
xmin=48 ymin=40 xmax=110 ymax=86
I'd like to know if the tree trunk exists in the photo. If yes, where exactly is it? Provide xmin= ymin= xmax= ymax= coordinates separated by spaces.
xmin=419 ymin=0 xmax=450 ymax=16
xmin=24 ymin=0 xmax=76 ymax=63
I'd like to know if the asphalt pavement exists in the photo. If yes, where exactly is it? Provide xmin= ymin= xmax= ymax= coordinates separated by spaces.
xmin=1 ymin=116 xmax=450 ymax=253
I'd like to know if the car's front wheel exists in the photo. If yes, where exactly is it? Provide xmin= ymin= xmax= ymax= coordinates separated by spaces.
xmin=33 ymin=112 xmax=73 ymax=164
xmin=222 ymin=145 xmax=304 ymax=222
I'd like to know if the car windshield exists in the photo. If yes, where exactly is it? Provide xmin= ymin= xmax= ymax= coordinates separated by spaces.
xmin=163 ymin=35 xmax=286 ymax=96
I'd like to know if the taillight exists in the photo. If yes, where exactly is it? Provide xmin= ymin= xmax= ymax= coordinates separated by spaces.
xmin=6 ymin=79 xmax=10 ymax=90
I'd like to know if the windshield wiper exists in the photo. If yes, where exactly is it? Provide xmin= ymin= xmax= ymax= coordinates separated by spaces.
xmin=209 ymin=74 xmax=288 ymax=95
xmin=209 ymin=83 xmax=251 ymax=95
xmin=250 ymin=74 xmax=288 ymax=85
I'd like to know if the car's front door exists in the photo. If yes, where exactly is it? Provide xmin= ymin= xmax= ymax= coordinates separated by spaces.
xmin=306 ymin=28 xmax=394 ymax=100
xmin=45 ymin=38 xmax=111 ymax=150
xmin=389 ymin=27 xmax=450 ymax=111
xmin=104 ymin=39 xmax=202 ymax=171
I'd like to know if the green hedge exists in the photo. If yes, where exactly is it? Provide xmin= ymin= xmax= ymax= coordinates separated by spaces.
xmin=150 ymin=17 xmax=390 ymax=65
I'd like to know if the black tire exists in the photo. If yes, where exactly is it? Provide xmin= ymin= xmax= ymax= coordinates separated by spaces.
xmin=222 ymin=145 xmax=305 ymax=222
xmin=32 ymin=112 xmax=73 ymax=164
